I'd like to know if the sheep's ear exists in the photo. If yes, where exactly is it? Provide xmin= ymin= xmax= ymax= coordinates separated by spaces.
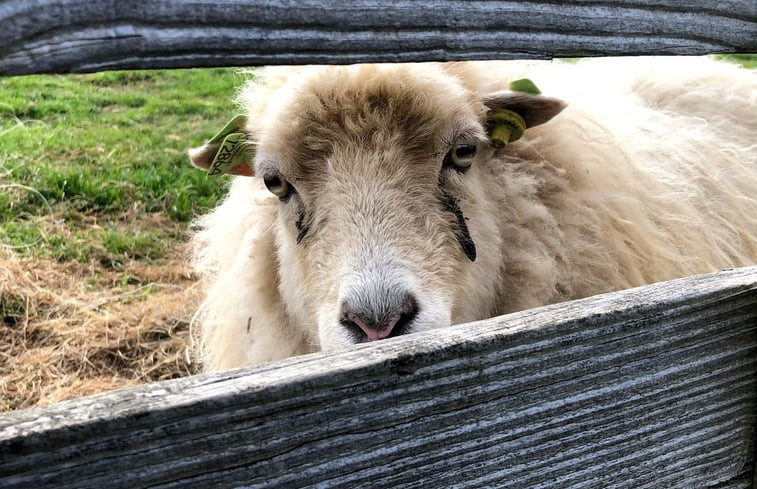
xmin=188 ymin=115 xmax=255 ymax=177
xmin=482 ymin=90 xmax=567 ymax=129
xmin=482 ymin=80 xmax=566 ymax=148
xmin=188 ymin=141 xmax=254 ymax=177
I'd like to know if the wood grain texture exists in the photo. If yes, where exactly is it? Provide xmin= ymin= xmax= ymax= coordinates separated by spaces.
xmin=1 ymin=266 xmax=756 ymax=488
xmin=1 ymin=0 xmax=756 ymax=75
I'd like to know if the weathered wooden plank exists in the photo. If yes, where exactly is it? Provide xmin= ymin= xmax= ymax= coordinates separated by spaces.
xmin=1 ymin=0 xmax=755 ymax=75
xmin=1 ymin=266 xmax=755 ymax=488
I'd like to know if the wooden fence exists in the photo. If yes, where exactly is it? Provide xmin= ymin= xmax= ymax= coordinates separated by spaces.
xmin=1 ymin=1 xmax=756 ymax=75
xmin=1 ymin=267 xmax=756 ymax=488
xmin=1 ymin=1 xmax=756 ymax=487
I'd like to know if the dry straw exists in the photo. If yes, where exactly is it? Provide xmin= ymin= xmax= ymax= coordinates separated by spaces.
xmin=0 ymin=249 xmax=200 ymax=411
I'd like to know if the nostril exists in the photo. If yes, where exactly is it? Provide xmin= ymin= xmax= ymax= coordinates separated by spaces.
xmin=339 ymin=292 xmax=419 ymax=342
xmin=391 ymin=294 xmax=418 ymax=338
xmin=339 ymin=315 xmax=368 ymax=342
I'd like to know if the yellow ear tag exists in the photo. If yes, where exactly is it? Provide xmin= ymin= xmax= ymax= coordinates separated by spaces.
xmin=207 ymin=132 xmax=249 ymax=176
xmin=487 ymin=109 xmax=526 ymax=148
xmin=204 ymin=114 xmax=253 ymax=176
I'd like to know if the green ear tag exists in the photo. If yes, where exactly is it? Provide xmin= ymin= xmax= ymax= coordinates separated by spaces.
xmin=487 ymin=109 xmax=527 ymax=148
xmin=208 ymin=114 xmax=248 ymax=144
xmin=509 ymin=78 xmax=541 ymax=94
xmin=200 ymin=114 xmax=253 ymax=176
xmin=207 ymin=132 xmax=249 ymax=176
xmin=485 ymin=79 xmax=541 ymax=147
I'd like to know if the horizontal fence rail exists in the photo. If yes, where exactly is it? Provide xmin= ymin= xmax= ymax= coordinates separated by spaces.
xmin=1 ymin=266 xmax=755 ymax=488
xmin=1 ymin=0 xmax=756 ymax=75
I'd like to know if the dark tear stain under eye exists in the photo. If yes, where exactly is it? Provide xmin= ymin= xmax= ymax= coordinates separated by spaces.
xmin=296 ymin=210 xmax=310 ymax=244
xmin=440 ymin=190 xmax=477 ymax=261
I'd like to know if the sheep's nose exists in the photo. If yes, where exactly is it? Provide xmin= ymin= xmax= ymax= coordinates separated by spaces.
xmin=339 ymin=291 xmax=419 ymax=342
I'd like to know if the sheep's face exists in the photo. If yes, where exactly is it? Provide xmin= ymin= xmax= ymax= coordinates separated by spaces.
xmin=255 ymin=65 xmax=495 ymax=350
xmin=192 ymin=64 xmax=565 ymax=351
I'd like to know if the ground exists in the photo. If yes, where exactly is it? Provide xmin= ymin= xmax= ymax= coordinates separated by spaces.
xmin=0 ymin=56 xmax=754 ymax=412
xmin=0 ymin=68 xmax=242 ymax=410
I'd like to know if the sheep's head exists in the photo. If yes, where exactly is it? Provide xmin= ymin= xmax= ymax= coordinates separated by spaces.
xmin=191 ymin=64 xmax=565 ymax=351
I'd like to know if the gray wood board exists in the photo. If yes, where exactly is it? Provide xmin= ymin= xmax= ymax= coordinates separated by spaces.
xmin=1 ymin=266 xmax=756 ymax=488
xmin=1 ymin=0 xmax=756 ymax=75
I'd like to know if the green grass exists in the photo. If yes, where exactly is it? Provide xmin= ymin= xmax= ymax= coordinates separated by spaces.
xmin=557 ymin=54 xmax=755 ymax=68
xmin=716 ymin=54 xmax=757 ymax=69
xmin=0 ymin=56 xmax=753 ymax=264
xmin=0 ymin=68 xmax=247 ymax=264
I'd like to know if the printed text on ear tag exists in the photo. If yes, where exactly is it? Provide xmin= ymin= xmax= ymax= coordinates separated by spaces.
xmin=207 ymin=132 xmax=249 ymax=176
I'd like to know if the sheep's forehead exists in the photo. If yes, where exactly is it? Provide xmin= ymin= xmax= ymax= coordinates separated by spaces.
xmin=257 ymin=65 xmax=480 ymax=170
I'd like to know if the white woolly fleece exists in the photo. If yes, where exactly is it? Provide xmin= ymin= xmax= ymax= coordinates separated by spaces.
xmin=191 ymin=57 xmax=756 ymax=371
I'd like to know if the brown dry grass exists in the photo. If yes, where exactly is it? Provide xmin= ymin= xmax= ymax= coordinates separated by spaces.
xmin=0 ymin=247 xmax=201 ymax=411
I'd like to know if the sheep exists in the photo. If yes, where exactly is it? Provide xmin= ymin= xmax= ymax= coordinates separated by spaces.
xmin=188 ymin=57 xmax=757 ymax=372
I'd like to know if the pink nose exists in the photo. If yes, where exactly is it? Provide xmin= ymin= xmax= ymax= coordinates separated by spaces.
xmin=339 ymin=293 xmax=418 ymax=342
xmin=344 ymin=313 xmax=401 ymax=341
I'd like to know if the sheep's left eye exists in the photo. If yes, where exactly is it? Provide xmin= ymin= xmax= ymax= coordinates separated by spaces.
xmin=445 ymin=143 xmax=477 ymax=171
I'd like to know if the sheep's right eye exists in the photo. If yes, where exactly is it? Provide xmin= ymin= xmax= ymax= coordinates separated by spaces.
xmin=263 ymin=173 xmax=293 ymax=200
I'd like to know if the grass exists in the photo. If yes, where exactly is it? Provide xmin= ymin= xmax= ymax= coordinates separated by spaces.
xmin=1 ymin=55 xmax=753 ymax=264
xmin=0 ymin=67 xmax=245 ymax=264
xmin=1 ymin=67 xmax=247 ymax=410
xmin=716 ymin=53 xmax=757 ymax=69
